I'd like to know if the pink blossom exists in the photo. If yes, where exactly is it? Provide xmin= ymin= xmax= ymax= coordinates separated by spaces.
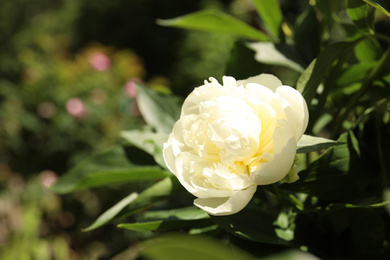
xmin=66 ymin=98 xmax=86 ymax=118
xmin=124 ymin=79 xmax=142 ymax=98
xmin=90 ymin=53 xmax=111 ymax=71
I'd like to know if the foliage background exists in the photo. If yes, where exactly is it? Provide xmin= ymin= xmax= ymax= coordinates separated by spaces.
xmin=1 ymin=0 xmax=390 ymax=259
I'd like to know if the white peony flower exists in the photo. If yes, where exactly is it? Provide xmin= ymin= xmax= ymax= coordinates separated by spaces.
xmin=163 ymin=74 xmax=309 ymax=216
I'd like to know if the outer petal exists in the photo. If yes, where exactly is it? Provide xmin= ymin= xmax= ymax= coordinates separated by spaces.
xmin=276 ymin=86 xmax=309 ymax=140
xmin=162 ymin=135 xmax=176 ymax=174
xmin=194 ymin=185 xmax=257 ymax=216
xmin=254 ymin=123 xmax=297 ymax=185
xmin=237 ymin=74 xmax=283 ymax=92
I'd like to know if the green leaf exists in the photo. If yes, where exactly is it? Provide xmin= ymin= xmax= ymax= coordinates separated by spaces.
xmin=83 ymin=192 xmax=139 ymax=232
xmin=247 ymin=42 xmax=305 ymax=72
xmin=224 ymin=40 xmax=269 ymax=80
xmin=296 ymin=39 xmax=363 ymax=105
xmin=117 ymin=206 xmax=212 ymax=231
xmin=83 ymin=177 xmax=186 ymax=231
xmin=121 ymin=129 xmax=168 ymax=169
xmin=252 ymin=0 xmax=283 ymax=40
xmin=157 ymin=9 xmax=269 ymax=41
xmin=384 ymin=188 xmax=390 ymax=215
xmin=336 ymin=61 xmax=377 ymax=87
xmin=293 ymin=7 xmax=321 ymax=64
xmin=282 ymin=132 xmax=367 ymax=200
xmin=212 ymin=205 xmax=290 ymax=245
xmin=118 ymin=218 xmax=212 ymax=232
xmin=296 ymin=134 xmax=343 ymax=153
xmin=136 ymin=83 xmax=181 ymax=133
xmin=347 ymin=0 xmax=375 ymax=34
xmin=50 ymin=146 xmax=171 ymax=194
xmin=331 ymin=200 xmax=390 ymax=209
xmin=325 ymin=208 xmax=385 ymax=255
xmin=118 ymin=176 xmax=187 ymax=219
xmin=140 ymin=233 xmax=257 ymax=260
xmin=261 ymin=250 xmax=320 ymax=260
xmin=362 ymin=0 xmax=390 ymax=17
xmin=354 ymin=38 xmax=382 ymax=62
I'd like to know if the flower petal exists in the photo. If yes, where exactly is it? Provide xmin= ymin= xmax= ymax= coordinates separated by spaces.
xmin=193 ymin=185 xmax=257 ymax=216
xmin=254 ymin=123 xmax=297 ymax=185
xmin=276 ymin=86 xmax=309 ymax=140
xmin=162 ymin=135 xmax=176 ymax=174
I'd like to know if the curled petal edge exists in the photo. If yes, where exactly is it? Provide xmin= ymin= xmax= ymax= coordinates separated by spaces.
xmin=194 ymin=185 xmax=257 ymax=216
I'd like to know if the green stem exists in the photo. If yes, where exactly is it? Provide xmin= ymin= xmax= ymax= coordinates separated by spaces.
xmin=375 ymin=117 xmax=387 ymax=187
xmin=331 ymin=47 xmax=390 ymax=139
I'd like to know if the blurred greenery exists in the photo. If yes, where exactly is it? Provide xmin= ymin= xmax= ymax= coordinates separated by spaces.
xmin=2 ymin=0 xmax=390 ymax=259
xmin=0 ymin=0 xmax=236 ymax=259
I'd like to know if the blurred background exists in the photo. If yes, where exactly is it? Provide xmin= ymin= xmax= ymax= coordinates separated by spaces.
xmin=0 ymin=0 xmax=311 ymax=259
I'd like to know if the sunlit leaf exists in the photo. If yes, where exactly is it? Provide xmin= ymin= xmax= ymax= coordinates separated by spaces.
xmin=117 ymin=176 xmax=188 ymax=219
xmin=347 ymin=0 xmax=375 ymax=34
xmin=297 ymin=39 xmax=363 ymax=105
xmin=354 ymin=38 xmax=382 ymax=62
xmin=117 ymin=206 xmax=212 ymax=231
xmin=296 ymin=134 xmax=343 ymax=153
xmin=140 ymin=233 xmax=257 ymax=260
xmin=362 ymin=0 xmax=390 ymax=17
xmin=136 ymin=83 xmax=181 ymax=133
xmin=82 ymin=177 xmax=186 ymax=231
xmin=121 ymin=129 xmax=169 ymax=169
xmin=247 ymin=42 xmax=305 ymax=72
xmin=50 ymin=146 xmax=171 ymax=194
xmin=157 ymin=9 xmax=269 ymax=41
xmin=252 ymin=0 xmax=283 ymax=40
xmin=384 ymin=189 xmax=390 ymax=215
xmin=83 ymin=192 xmax=139 ymax=232
xmin=336 ymin=61 xmax=377 ymax=87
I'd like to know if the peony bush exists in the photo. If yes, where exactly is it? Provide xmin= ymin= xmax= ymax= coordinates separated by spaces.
xmin=50 ymin=0 xmax=390 ymax=259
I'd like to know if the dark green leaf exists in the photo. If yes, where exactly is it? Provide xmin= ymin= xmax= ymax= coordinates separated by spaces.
xmin=224 ymin=40 xmax=269 ymax=80
xmin=252 ymin=0 xmax=283 ymax=40
xmin=50 ymin=146 xmax=171 ymax=194
xmin=325 ymin=208 xmax=385 ymax=255
xmin=212 ymin=205 xmax=290 ymax=245
xmin=347 ymin=0 xmax=375 ymax=34
xmin=293 ymin=7 xmax=321 ymax=64
xmin=121 ymin=130 xmax=168 ymax=169
xmin=296 ymin=39 xmax=363 ymax=105
xmin=296 ymin=134 xmax=344 ymax=153
xmin=282 ymin=132 xmax=368 ymax=200
xmin=157 ymin=10 xmax=269 ymax=41
xmin=136 ymin=83 xmax=181 ymax=133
